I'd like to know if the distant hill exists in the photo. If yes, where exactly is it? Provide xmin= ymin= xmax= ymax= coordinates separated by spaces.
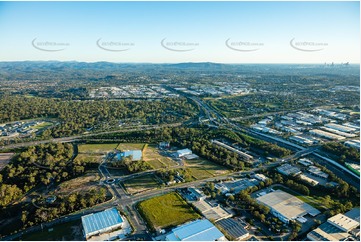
xmin=0 ymin=61 xmax=359 ymax=80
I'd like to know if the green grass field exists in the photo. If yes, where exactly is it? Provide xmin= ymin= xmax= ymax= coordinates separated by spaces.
xmin=19 ymin=220 xmax=84 ymax=241
xmin=78 ymin=143 xmax=119 ymax=153
xmin=73 ymin=154 xmax=103 ymax=163
xmin=116 ymin=143 xmax=145 ymax=151
xmin=33 ymin=121 xmax=53 ymax=130
xmin=142 ymin=145 xmax=178 ymax=168
xmin=122 ymin=174 xmax=160 ymax=195
xmin=138 ymin=192 xmax=200 ymax=230
xmin=185 ymin=159 xmax=230 ymax=179
xmin=146 ymin=159 xmax=165 ymax=169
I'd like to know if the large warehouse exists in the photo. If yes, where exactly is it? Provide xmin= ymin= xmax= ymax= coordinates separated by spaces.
xmin=165 ymin=219 xmax=226 ymax=241
xmin=116 ymin=150 xmax=142 ymax=161
xmin=256 ymin=190 xmax=320 ymax=224
xmin=81 ymin=207 xmax=124 ymax=239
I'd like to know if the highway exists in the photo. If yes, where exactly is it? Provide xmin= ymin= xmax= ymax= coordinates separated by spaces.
xmin=0 ymin=123 xmax=181 ymax=151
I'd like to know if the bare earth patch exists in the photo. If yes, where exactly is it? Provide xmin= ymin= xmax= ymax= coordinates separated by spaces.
xmin=0 ymin=152 xmax=14 ymax=171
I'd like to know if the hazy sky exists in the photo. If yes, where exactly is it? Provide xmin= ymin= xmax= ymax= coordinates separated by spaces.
xmin=0 ymin=1 xmax=359 ymax=63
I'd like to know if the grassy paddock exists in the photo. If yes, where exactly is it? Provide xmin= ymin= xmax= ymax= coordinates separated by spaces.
xmin=116 ymin=143 xmax=145 ymax=151
xmin=185 ymin=159 xmax=230 ymax=179
xmin=137 ymin=192 xmax=200 ymax=230
xmin=74 ymin=154 xmax=103 ymax=164
xmin=78 ymin=143 xmax=119 ymax=153
xmin=19 ymin=220 xmax=83 ymax=241
xmin=142 ymin=144 xmax=178 ymax=168
xmin=122 ymin=174 xmax=160 ymax=195
xmin=33 ymin=121 xmax=53 ymax=130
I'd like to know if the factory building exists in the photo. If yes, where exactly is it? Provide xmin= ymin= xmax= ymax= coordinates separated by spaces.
xmin=309 ymin=129 xmax=346 ymax=141
xmin=256 ymin=190 xmax=320 ymax=224
xmin=307 ymin=212 xmax=360 ymax=241
xmin=81 ymin=207 xmax=124 ymax=239
xmin=176 ymin=148 xmax=193 ymax=158
xmin=116 ymin=150 xmax=142 ymax=161
xmin=165 ymin=219 xmax=226 ymax=241
xmin=276 ymin=164 xmax=302 ymax=177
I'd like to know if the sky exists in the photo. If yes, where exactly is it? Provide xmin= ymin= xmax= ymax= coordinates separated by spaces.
xmin=0 ymin=1 xmax=359 ymax=64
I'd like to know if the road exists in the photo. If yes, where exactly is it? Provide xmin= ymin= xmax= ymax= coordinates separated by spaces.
xmin=4 ymin=155 xmax=287 ymax=242
xmin=0 ymin=123 xmax=181 ymax=151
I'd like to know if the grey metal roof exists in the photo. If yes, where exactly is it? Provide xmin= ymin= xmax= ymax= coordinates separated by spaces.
xmin=216 ymin=218 xmax=249 ymax=239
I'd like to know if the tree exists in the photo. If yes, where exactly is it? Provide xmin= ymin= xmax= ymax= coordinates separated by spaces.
xmin=21 ymin=211 xmax=28 ymax=225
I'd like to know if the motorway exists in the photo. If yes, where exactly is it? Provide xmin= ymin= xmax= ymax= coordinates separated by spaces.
xmin=0 ymin=123 xmax=181 ymax=151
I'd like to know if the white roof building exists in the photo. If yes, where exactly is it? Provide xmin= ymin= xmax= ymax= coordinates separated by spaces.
xmin=257 ymin=190 xmax=320 ymax=224
xmin=327 ymin=213 xmax=360 ymax=232
xmin=254 ymin=173 xmax=268 ymax=182
xmin=176 ymin=149 xmax=192 ymax=157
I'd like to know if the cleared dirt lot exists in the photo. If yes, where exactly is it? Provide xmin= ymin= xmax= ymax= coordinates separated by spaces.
xmin=55 ymin=172 xmax=101 ymax=195
xmin=0 ymin=152 xmax=14 ymax=171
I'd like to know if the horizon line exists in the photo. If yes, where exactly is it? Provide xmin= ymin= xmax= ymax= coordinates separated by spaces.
xmin=0 ymin=60 xmax=359 ymax=65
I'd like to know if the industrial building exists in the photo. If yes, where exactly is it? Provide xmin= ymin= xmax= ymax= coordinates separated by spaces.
xmin=345 ymin=140 xmax=360 ymax=150
xmin=299 ymin=174 xmax=319 ymax=186
xmin=81 ymin=207 xmax=124 ymax=239
xmin=254 ymin=173 xmax=268 ymax=182
xmin=215 ymin=179 xmax=259 ymax=195
xmin=325 ymin=123 xmax=357 ymax=133
xmin=321 ymin=127 xmax=357 ymax=138
xmin=216 ymin=218 xmax=250 ymax=241
xmin=180 ymin=187 xmax=207 ymax=202
xmin=116 ymin=150 xmax=142 ymax=161
xmin=344 ymin=208 xmax=360 ymax=222
xmin=256 ymin=190 xmax=320 ymax=224
xmin=176 ymin=148 xmax=193 ymax=158
xmin=289 ymin=135 xmax=314 ymax=145
xmin=328 ymin=214 xmax=359 ymax=232
xmin=308 ymin=166 xmax=329 ymax=179
xmin=307 ymin=212 xmax=360 ymax=241
xmin=192 ymin=200 xmax=232 ymax=222
xmin=183 ymin=154 xmax=199 ymax=160
xmin=309 ymin=129 xmax=346 ymax=140
xmin=165 ymin=219 xmax=226 ymax=241
xmin=276 ymin=164 xmax=302 ymax=177
xmin=297 ymin=158 xmax=313 ymax=167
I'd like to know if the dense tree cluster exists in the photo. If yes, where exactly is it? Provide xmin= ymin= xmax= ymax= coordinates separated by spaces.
xmin=0 ymin=96 xmax=197 ymax=137
xmin=235 ymin=190 xmax=271 ymax=224
xmin=322 ymin=142 xmax=360 ymax=163
xmin=285 ymin=180 xmax=310 ymax=196
xmin=156 ymin=168 xmax=193 ymax=183
xmin=22 ymin=188 xmax=108 ymax=227
xmin=215 ymin=129 xmax=292 ymax=158
xmin=0 ymin=143 xmax=98 ymax=207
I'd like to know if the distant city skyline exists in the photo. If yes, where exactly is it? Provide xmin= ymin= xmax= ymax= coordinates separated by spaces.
xmin=0 ymin=1 xmax=359 ymax=63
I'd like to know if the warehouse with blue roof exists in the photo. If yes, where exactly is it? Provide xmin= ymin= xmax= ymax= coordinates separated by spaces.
xmin=116 ymin=150 xmax=142 ymax=161
xmin=81 ymin=207 xmax=124 ymax=239
xmin=165 ymin=219 xmax=226 ymax=241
